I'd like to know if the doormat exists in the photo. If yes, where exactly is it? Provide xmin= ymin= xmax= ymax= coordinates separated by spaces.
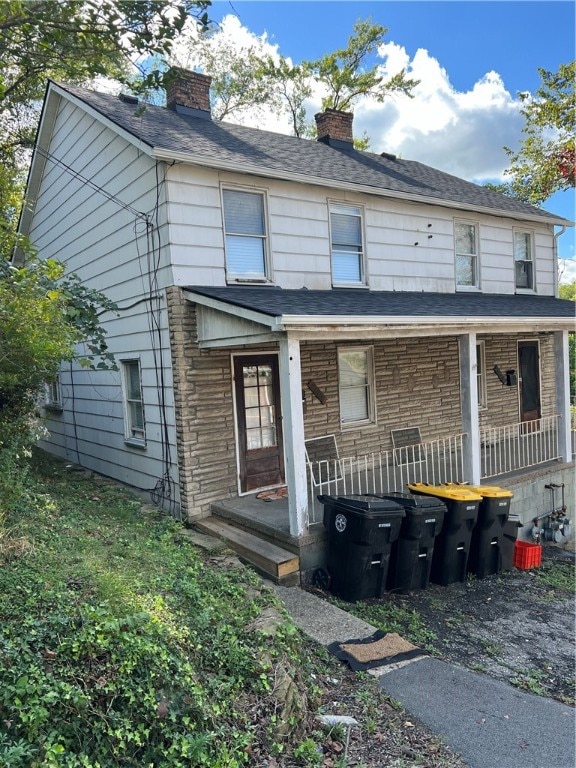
xmin=327 ymin=630 xmax=427 ymax=671
xmin=256 ymin=487 xmax=288 ymax=502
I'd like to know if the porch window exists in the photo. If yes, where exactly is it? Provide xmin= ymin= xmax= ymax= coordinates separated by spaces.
xmin=476 ymin=342 xmax=487 ymax=409
xmin=45 ymin=375 xmax=62 ymax=410
xmin=338 ymin=346 xmax=375 ymax=426
xmin=514 ymin=230 xmax=534 ymax=290
xmin=330 ymin=203 xmax=365 ymax=285
xmin=455 ymin=220 xmax=479 ymax=288
xmin=122 ymin=360 xmax=145 ymax=443
xmin=223 ymin=189 xmax=268 ymax=280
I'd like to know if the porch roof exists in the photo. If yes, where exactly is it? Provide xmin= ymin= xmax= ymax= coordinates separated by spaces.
xmin=184 ymin=286 xmax=575 ymax=340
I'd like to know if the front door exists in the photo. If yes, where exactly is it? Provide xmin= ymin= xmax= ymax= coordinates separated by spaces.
xmin=518 ymin=340 xmax=541 ymax=424
xmin=234 ymin=354 xmax=285 ymax=493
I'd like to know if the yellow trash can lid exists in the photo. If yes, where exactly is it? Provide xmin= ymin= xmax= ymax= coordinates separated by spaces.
xmin=407 ymin=482 xmax=482 ymax=502
xmin=441 ymin=482 xmax=513 ymax=499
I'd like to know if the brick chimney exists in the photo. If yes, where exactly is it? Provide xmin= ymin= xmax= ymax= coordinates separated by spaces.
xmin=166 ymin=68 xmax=212 ymax=118
xmin=315 ymin=109 xmax=354 ymax=150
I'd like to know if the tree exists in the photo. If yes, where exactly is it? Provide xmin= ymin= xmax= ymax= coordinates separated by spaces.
xmin=310 ymin=19 xmax=419 ymax=112
xmin=0 ymin=1 xmax=212 ymax=251
xmin=171 ymin=17 xmax=418 ymax=138
xmin=503 ymin=62 xmax=575 ymax=205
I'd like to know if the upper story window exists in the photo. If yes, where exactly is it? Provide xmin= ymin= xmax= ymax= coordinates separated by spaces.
xmin=330 ymin=203 xmax=365 ymax=285
xmin=122 ymin=359 xmax=145 ymax=444
xmin=454 ymin=220 xmax=479 ymax=289
xmin=338 ymin=346 xmax=375 ymax=427
xmin=514 ymin=230 xmax=534 ymax=290
xmin=223 ymin=189 xmax=268 ymax=281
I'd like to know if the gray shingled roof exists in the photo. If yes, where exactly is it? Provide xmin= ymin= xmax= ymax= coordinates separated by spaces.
xmin=57 ymin=82 xmax=569 ymax=224
xmin=186 ymin=286 xmax=576 ymax=320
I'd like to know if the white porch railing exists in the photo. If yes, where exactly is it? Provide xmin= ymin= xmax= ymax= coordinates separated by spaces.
xmin=307 ymin=433 xmax=465 ymax=525
xmin=480 ymin=415 xmax=560 ymax=479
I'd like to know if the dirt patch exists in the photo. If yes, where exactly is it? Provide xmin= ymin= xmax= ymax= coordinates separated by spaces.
xmin=374 ymin=545 xmax=576 ymax=705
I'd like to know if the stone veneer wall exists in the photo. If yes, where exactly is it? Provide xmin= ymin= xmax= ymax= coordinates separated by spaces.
xmin=479 ymin=333 xmax=556 ymax=429
xmin=166 ymin=287 xmax=562 ymax=521
xmin=300 ymin=337 xmax=462 ymax=458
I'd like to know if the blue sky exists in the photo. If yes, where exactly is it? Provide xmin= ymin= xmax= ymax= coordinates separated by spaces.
xmin=199 ymin=0 xmax=575 ymax=270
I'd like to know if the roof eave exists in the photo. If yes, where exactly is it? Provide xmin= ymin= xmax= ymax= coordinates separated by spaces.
xmin=153 ymin=147 xmax=572 ymax=227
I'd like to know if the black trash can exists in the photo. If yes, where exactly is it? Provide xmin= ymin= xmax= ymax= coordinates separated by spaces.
xmin=461 ymin=485 xmax=514 ymax=577
xmin=408 ymin=483 xmax=481 ymax=586
xmin=501 ymin=514 xmax=522 ymax=571
xmin=318 ymin=494 xmax=405 ymax=601
xmin=375 ymin=493 xmax=446 ymax=592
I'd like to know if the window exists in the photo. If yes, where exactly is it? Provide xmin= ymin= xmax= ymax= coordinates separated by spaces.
xmin=514 ymin=230 xmax=534 ymax=290
xmin=122 ymin=360 xmax=145 ymax=442
xmin=223 ymin=189 xmax=268 ymax=280
xmin=476 ymin=342 xmax=487 ymax=409
xmin=45 ymin=375 xmax=62 ymax=409
xmin=330 ymin=203 xmax=364 ymax=285
xmin=454 ymin=220 xmax=479 ymax=288
xmin=338 ymin=347 xmax=375 ymax=426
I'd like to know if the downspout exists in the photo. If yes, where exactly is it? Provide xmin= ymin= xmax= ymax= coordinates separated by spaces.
xmin=553 ymin=225 xmax=567 ymax=296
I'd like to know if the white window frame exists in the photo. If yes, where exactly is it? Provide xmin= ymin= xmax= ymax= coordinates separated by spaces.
xmin=476 ymin=341 xmax=487 ymax=410
xmin=45 ymin=375 xmax=62 ymax=410
xmin=121 ymin=359 xmax=146 ymax=445
xmin=454 ymin=219 xmax=480 ymax=290
xmin=337 ymin=346 xmax=376 ymax=428
xmin=329 ymin=202 xmax=366 ymax=286
xmin=222 ymin=186 xmax=270 ymax=283
xmin=513 ymin=229 xmax=535 ymax=292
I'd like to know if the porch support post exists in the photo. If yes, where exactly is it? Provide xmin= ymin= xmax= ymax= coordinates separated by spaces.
xmin=554 ymin=331 xmax=572 ymax=463
xmin=278 ymin=335 xmax=308 ymax=537
xmin=458 ymin=333 xmax=481 ymax=484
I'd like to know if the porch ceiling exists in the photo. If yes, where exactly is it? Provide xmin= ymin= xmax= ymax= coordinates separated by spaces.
xmin=184 ymin=287 xmax=575 ymax=346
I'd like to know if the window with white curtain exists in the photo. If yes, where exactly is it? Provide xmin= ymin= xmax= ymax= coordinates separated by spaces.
xmin=454 ymin=220 xmax=479 ymax=288
xmin=330 ymin=203 xmax=365 ymax=285
xmin=338 ymin=346 xmax=375 ymax=426
xmin=514 ymin=230 xmax=534 ymax=290
xmin=223 ymin=189 xmax=268 ymax=280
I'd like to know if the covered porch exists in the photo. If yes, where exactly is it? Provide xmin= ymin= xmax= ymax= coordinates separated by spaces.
xmin=183 ymin=286 xmax=573 ymax=546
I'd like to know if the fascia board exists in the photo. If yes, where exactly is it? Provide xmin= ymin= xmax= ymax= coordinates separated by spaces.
xmin=153 ymin=147 xmax=573 ymax=228
xmin=277 ymin=314 xmax=575 ymax=327
xmin=182 ymin=289 xmax=282 ymax=329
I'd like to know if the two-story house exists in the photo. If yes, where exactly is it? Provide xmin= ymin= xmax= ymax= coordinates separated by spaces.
xmin=19 ymin=69 xmax=574 ymax=579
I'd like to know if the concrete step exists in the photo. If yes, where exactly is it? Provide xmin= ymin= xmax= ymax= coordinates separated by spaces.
xmin=194 ymin=517 xmax=300 ymax=585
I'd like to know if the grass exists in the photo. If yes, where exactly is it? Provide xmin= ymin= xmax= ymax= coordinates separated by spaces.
xmin=533 ymin=557 xmax=576 ymax=593
xmin=0 ymin=451 xmax=321 ymax=767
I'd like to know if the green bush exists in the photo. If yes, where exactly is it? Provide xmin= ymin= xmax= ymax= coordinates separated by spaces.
xmin=0 ymin=454 xmax=309 ymax=767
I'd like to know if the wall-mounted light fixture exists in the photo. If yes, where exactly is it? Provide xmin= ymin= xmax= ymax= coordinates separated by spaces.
xmin=493 ymin=365 xmax=517 ymax=387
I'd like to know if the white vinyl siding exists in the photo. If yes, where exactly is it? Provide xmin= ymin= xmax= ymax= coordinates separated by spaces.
xmin=514 ymin=230 xmax=534 ymax=291
xmin=330 ymin=203 xmax=364 ymax=285
xmin=455 ymin=220 xmax=479 ymax=289
xmin=338 ymin=346 xmax=375 ymax=427
xmin=223 ymin=189 xmax=268 ymax=280
xmin=122 ymin=360 xmax=145 ymax=443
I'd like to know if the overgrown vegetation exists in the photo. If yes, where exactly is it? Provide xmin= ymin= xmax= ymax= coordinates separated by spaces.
xmin=0 ymin=451 xmax=314 ymax=767
xmin=0 ymin=451 xmax=467 ymax=768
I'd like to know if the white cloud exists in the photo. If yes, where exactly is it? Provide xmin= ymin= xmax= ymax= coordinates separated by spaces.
xmin=354 ymin=43 xmax=524 ymax=182
xmin=559 ymin=258 xmax=576 ymax=284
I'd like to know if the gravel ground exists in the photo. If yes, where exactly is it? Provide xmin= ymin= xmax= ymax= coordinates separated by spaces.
xmin=294 ymin=544 xmax=575 ymax=767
